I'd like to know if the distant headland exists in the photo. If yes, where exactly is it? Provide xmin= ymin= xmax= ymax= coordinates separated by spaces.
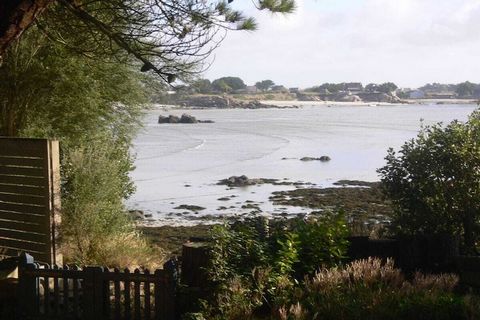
xmin=154 ymin=77 xmax=480 ymax=108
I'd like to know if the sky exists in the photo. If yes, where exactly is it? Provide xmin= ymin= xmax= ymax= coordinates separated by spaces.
xmin=203 ymin=0 xmax=480 ymax=89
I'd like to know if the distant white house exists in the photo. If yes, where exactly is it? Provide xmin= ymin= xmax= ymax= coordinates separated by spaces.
xmin=409 ymin=90 xmax=425 ymax=99
xmin=424 ymin=90 xmax=457 ymax=99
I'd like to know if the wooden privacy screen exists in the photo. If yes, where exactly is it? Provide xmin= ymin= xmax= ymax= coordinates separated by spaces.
xmin=0 ymin=138 xmax=61 ymax=264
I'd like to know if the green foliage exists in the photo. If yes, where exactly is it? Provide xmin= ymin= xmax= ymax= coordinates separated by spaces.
xmin=377 ymin=82 xmax=398 ymax=94
xmin=293 ymin=214 xmax=350 ymax=276
xmin=319 ymin=83 xmax=345 ymax=94
xmin=212 ymin=76 xmax=246 ymax=92
xmin=0 ymin=29 xmax=160 ymax=267
xmin=60 ymin=137 xmax=157 ymax=266
xmin=378 ymin=109 xmax=480 ymax=253
xmin=258 ymin=0 xmax=296 ymax=13
xmin=203 ymin=213 xmax=349 ymax=318
xmin=281 ymin=258 xmax=479 ymax=320
xmin=365 ymin=82 xmax=398 ymax=94
xmin=190 ymin=79 xmax=212 ymax=94
xmin=365 ymin=83 xmax=378 ymax=93
xmin=255 ymin=79 xmax=275 ymax=92
xmin=455 ymin=81 xmax=477 ymax=97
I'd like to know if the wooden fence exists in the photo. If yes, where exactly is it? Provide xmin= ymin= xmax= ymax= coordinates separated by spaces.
xmin=0 ymin=138 xmax=61 ymax=264
xmin=17 ymin=254 xmax=176 ymax=320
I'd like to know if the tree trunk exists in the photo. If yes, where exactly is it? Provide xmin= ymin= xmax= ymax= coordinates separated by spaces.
xmin=0 ymin=0 xmax=52 ymax=59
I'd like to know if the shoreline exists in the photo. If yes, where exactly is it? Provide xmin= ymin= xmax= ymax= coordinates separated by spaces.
xmin=139 ymin=180 xmax=393 ymax=254
xmin=158 ymin=98 xmax=477 ymax=110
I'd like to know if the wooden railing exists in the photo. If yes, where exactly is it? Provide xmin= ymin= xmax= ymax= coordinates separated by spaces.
xmin=17 ymin=254 xmax=176 ymax=320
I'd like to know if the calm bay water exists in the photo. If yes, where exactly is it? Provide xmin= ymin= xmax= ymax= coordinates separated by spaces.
xmin=127 ymin=103 xmax=477 ymax=225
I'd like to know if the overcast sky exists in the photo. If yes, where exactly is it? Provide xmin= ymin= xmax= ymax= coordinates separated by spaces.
xmin=203 ymin=0 xmax=480 ymax=89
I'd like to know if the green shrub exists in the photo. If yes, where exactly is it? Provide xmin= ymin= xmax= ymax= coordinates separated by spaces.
xmin=60 ymin=136 xmax=162 ymax=267
xmin=278 ymin=258 xmax=479 ymax=320
xmin=378 ymin=110 xmax=480 ymax=253
xmin=203 ymin=213 xmax=349 ymax=319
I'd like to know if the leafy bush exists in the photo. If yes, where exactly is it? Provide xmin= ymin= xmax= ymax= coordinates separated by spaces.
xmin=203 ymin=213 xmax=349 ymax=319
xmin=60 ymin=136 xmax=162 ymax=267
xmin=378 ymin=110 xmax=480 ymax=253
xmin=277 ymin=258 xmax=479 ymax=320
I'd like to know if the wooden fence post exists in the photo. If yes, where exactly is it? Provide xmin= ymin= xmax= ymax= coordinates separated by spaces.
xmin=83 ymin=266 xmax=105 ymax=319
xmin=165 ymin=266 xmax=176 ymax=320
xmin=181 ymin=242 xmax=210 ymax=287
xmin=17 ymin=253 xmax=38 ymax=318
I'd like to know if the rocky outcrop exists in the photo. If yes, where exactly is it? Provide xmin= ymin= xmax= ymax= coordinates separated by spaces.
xmin=218 ymin=175 xmax=258 ymax=187
xmin=217 ymin=175 xmax=279 ymax=187
xmin=128 ymin=210 xmax=152 ymax=220
xmin=158 ymin=115 xmax=180 ymax=123
xmin=300 ymin=156 xmax=331 ymax=162
xmin=177 ymin=95 xmax=231 ymax=108
xmin=158 ymin=113 xmax=214 ymax=124
xmin=174 ymin=95 xmax=282 ymax=109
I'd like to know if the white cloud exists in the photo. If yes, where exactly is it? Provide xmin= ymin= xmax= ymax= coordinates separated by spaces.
xmin=204 ymin=0 xmax=480 ymax=88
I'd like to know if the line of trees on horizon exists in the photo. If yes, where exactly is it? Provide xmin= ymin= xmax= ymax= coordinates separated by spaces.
xmin=175 ymin=78 xmax=480 ymax=99
xmin=180 ymin=77 xmax=287 ymax=94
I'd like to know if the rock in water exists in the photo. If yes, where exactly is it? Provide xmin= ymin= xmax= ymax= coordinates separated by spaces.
xmin=300 ymin=156 xmax=331 ymax=162
xmin=158 ymin=115 xmax=180 ymax=123
xmin=179 ymin=114 xmax=198 ymax=123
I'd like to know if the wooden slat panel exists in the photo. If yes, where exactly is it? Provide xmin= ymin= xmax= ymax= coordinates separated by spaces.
xmin=0 ymin=166 xmax=45 ymax=177
xmin=45 ymin=274 xmax=51 ymax=316
xmin=54 ymin=271 xmax=60 ymax=316
xmin=0 ymin=210 xmax=45 ymax=224
xmin=0 ymin=228 xmax=48 ymax=244
xmin=0 ymin=219 xmax=42 ymax=233
xmin=134 ymin=269 xmax=141 ymax=320
xmin=63 ymin=274 xmax=70 ymax=315
xmin=0 ymin=156 xmax=44 ymax=167
xmin=124 ymin=269 xmax=131 ymax=319
xmin=0 ymin=202 xmax=46 ymax=215
xmin=0 ymin=237 xmax=48 ymax=253
xmin=0 ymin=138 xmax=59 ymax=265
xmin=0 ymin=138 xmax=48 ymax=157
xmin=0 ymin=174 xmax=45 ymax=187
xmin=114 ymin=269 xmax=121 ymax=318
xmin=0 ymin=183 xmax=46 ymax=197
xmin=144 ymin=280 xmax=151 ymax=320
xmin=0 ymin=192 xmax=46 ymax=206
xmin=73 ymin=275 xmax=79 ymax=317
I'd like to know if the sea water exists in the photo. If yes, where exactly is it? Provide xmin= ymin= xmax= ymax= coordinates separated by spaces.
xmin=127 ymin=103 xmax=477 ymax=225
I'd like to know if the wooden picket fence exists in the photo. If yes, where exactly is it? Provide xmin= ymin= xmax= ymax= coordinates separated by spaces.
xmin=17 ymin=254 xmax=176 ymax=320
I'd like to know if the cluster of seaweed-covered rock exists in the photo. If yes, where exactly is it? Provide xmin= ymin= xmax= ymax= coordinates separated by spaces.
xmin=217 ymin=175 xmax=311 ymax=188
xmin=300 ymin=156 xmax=331 ymax=162
xmin=158 ymin=113 xmax=214 ymax=124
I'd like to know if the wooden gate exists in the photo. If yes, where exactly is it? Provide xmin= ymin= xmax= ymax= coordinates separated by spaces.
xmin=0 ymin=138 xmax=61 ymax=264
xmin=17 ymin=254 xmax=176 ymax=320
